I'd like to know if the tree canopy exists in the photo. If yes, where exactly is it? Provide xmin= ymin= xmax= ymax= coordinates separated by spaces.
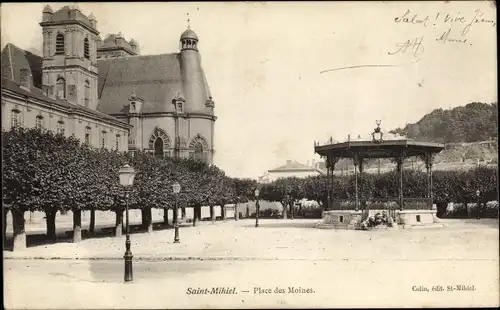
xmin=2 ymin=128 xmax=257 ymax=214
xmin=389 ymin=102 xmax=498 ymax=143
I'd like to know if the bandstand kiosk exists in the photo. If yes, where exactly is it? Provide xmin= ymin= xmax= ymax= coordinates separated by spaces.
xmin=314 ymin=121 xmax=445 ymax=230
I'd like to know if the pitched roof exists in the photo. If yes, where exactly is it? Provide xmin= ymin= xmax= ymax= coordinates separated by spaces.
xmin=97 ymin=54 xmax=185 ymax=114
xmin=98 ymin=34 xmax=136 ymax=55
xmin=1 ymin=43 xmax=43 ymax=90
xmin=1 ymin=43 xmax=129 ymax=128
xmin=269 ymin=161 xmax=322 ymax=173
xmin=46 ymin=5 xmax=94 ymax=30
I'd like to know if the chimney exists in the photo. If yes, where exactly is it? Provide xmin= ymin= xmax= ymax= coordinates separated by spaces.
xmin=307 ymin=160 xmax=310 ymax=167
xmin=312 ymin=159 xmax=316 ymax=167
xmin=286 ymin=160 xmax=292 ymax=165
xmin=42 ymin=5 xmax=53 ymax=22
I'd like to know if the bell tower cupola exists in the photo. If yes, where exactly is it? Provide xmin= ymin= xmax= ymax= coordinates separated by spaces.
xmin=180 ymin=15 xmax=198 ymax=51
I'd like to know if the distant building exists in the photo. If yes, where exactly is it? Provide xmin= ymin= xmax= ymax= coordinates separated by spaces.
xmin=258 ymin=160 xmax=325 ymax=183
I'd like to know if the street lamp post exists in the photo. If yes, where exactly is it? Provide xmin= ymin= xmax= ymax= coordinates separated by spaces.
xmin=476 ymin=189 xmax=481 ymax=220
xmin=172 ymin=181 xmax=181 ymax=243
xmin=254 ymin=188 xmax=260 ymax=227
xmin=118 ymin=164 xmax=136 ymax=283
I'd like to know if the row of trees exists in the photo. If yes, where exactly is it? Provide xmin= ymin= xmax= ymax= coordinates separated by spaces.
xmin=2 ymin=128 xmax=257 ymax=250
xmin=258 ymin=167 xmax=498 ymax=213
xmin=2 ymin=128 xmax=498 ymax=250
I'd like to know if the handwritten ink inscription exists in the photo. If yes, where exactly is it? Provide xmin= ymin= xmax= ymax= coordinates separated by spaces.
xmin=388 ymin=36 xmax=424 ymax=57
xmin=390 ymin=8 xmax=495 ymax=55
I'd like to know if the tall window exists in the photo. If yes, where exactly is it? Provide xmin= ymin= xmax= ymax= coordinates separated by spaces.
xmin=154 ymin=137 xmax=163 ymax=158
xmin=101 ymin=131 xmax=107 ymax=149
xmin=85 ymin=127 xmax=91 ymax=145
xmin=57 ymin=120 xmax=65 ymax=135
xmin=115 ymin=134 xmax=121 ymax=150
xmin=11 ymin=109 xmax=20 ymax=128
xmin=56 ymin=77 xmax=66 ymax=99
xmin=55 ymin=33 xmax=65 ymax=55
xmin=84 ymin=38 xmax=90 ymax=59
xmin=194 ymin=142 xmax=204 ymax=162
xmin=84 ymin=80 xmax=90 ymax=108
xmin=35 ymin=115 xmax=44 ymax=130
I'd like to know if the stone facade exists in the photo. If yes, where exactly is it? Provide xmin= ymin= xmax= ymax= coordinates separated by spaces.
xmin=1 ymin=4 xmax=216 ymax=163
xmin=317 ymin=210 xmax=363 ymax=230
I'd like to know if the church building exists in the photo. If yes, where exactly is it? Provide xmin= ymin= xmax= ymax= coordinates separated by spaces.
xmin=1 ymin=4 xmax=216 ymax=163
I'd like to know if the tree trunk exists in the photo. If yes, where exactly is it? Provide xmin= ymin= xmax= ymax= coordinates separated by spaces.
xmin=210 ymin=205 xmax=215 ymax=223
xmin=141 ymin=209 xmax=147 ymax=227
xmin=282 ymin=202 xmax=288 ymax=219
xmin=198 ymin=205 xmax=202 ymax=221
xmin=89 ymin=209 xmax=96 ymax=235
xmin=234 ymin=204 xmax=239 ymax=221
xmin=246 ymin=205 xmax=250 ymax=218
xmin=45 ymin=209 xmax=57 ymax=242
xmin=3 ymin=208 xmax=8 ymax=243
xmin=193 ymin=207 xmax=197 ymax=227
xmin=73 ymin=209 xmax=82 ymax=243
xmin=12 ymin=209 xmax=26 ymax=251
xmin=221 ymin=205 xmax=227 ymax=220
xmin=163 ymin=208 xmax=169 ymax=227
xmin=144 ymin=208 xmax=153 ymax=233
xmin=181 ymin=207 xmax=187 ymax=220
xmin=115 ymin=210 xmax=123 ymax=237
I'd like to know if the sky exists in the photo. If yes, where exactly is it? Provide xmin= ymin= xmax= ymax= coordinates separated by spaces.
xmin=1 ymin=1 xmax=497 ymax=178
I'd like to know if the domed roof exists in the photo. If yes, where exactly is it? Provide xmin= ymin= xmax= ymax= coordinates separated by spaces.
xmin=180 ymin=28 xmax=198 ymax=40
xmin=88 ymin=12 xmax=96 ymax=21
xmin=129 ymin=38 xmax=137 ymax=46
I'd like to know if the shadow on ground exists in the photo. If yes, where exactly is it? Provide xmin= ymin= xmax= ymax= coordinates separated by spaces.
xmin=451 ymin=218 xmax=499 ymax=229
xmin=3 ymin=222 xmax=182 ymax=251
xmin=242 ymin=220 xmax=320 ymax=229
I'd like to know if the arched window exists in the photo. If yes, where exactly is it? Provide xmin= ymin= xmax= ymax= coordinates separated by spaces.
xmin=84 ymin=80 xmax=90 ymax=107
xmin=56 ymin=77 xmax=66 ymax=99
xmin=154 ymin=137 xmax=164 ymax=158
xmin=85 ymin=126 xmax=91 ymax=145
xmin=11 ymin=109 xmax=21 ymax=128
xmin=189 ymin=134 xmax=208 ymax=163
xmin=57 ymin=120 xmax=65 ymax=135
xmin=84 ymin=38 xmax=90 ymax=59
xmin=55 ymin=33 xmax=65 ymax=55
xmin=194 ymin=142 xmax=204 ymax=162
xmin=35 ymin=115 xmax=44 ymax=130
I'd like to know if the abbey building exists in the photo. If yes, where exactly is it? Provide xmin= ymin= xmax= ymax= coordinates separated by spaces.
xmin=1 ymin=4 xmax=216 ymax=163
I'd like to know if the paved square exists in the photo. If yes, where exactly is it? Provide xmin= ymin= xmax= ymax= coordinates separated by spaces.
xmin=4 ymin=218 xmax=499 ymax=308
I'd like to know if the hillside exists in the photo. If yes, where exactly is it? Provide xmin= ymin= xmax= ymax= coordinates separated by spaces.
xmin=389 ymin=102 xmax=498 ymax=143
